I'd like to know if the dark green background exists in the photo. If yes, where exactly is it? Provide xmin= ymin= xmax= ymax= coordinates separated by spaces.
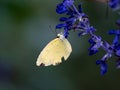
xmin=0 ymin=0 xmax=120 ymax=90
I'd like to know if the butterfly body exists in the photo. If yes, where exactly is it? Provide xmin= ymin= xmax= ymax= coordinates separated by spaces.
xmin=36 ymin=33 xmax=72 ymax=66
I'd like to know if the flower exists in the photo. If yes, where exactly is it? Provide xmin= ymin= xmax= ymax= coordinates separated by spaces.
xmin=109 ymin=0 xmax=120 ymax=12
xmin=108 ymin=29 xmax=120 ymax=56
xmin=88 ymin=35 xmax=103 ymax=55
xmin=116 ymin=58 xmax=120 ymax=68
xmin=56 ymin=0 xmax=74 ymax=14
xmin=96 ymin=60 xmax=108 ymax=75
xmin=116 ymin=19 xmax=120 ymax=27
xmin=56 ymin=3 xmax=68 ymax=14
xmin=56 ymin=0 xmax=120 ymax=75
xmin=56 ymin=0 xmax=90 ymax=38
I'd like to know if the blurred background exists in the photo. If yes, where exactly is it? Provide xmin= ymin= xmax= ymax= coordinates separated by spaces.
xmin=0 ymin=0 xmax=120 ymax=90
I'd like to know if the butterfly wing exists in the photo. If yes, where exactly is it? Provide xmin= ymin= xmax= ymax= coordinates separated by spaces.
xmin=36 ymin=38 xmax=72 ymax=66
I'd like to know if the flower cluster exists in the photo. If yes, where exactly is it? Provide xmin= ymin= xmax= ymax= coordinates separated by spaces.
xmin=56 ymin=0 xmax=89 ymax=38
xmin=56 ymin=0 xmax=120 ymax=75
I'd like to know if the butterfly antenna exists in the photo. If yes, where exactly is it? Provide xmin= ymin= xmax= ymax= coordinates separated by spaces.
xmin=49 ymin=25 xmax=57 ymax=37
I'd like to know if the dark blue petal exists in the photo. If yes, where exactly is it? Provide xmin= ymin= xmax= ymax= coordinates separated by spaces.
xmin=56 ymin=24 xmax=66 ymax=29
xmin=89 ymin=49 xmax=98 ymax=55
xmin=64 ymin=28 xmax=69 ymax=38
xmin=109 ymin=0 xmax=120 ymax=12
xmin=116 ymin=49 xmax=120 ymax=56
xmin=108 ymin=30 xmax=116 ymax=35
xmin=108 ymin=30 xmax=120 ymax=35
xmin=116 ymin=59 xmax=120 ymax=68
xmin=88 ymin=38 xmax=99 ymax=55
xmin=109 ymin=1 xmax=118 ymax=8
xmin=65 ymin=18 xmax=76 ymax=30
xmin=59 ymin=17 xmax=68 ymax=21
xmin=56 ymin=3 xmax=68 ymax=14
xmin=113 ymin=35 xmax=119 ymax=45
xmin=63 ymin=0 xmax=74 ymax=7
xmin=78 ymin=32 xmax=84 ymax=37
xmin=96 ymin=60 xmax=107 ymax=75
xmin=78 ymin=3 xmax=83 ymax=13
xmin=88 ymin=38 xmax=95 ymax=44
xmin=66 ymin=18 xmax=75 ymax=24
xmin=109 ymin=0 xmax=119 ymax=8
xmin=80 ymin=22 xmax=86 ymax=28
xmin=116 ymin=19 xmax=120 ymax=26
xmin=114 ymin=43 xmax=120 ymax=50
xmin=89 ymin=26 xmax=96 ymax=32
xmin=116 ymin=30 xmax=120 ymax=35
xmin=66 ymin=9 xmax=74 ymax=15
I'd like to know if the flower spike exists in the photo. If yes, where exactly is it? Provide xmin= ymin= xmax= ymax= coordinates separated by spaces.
xmin=55 ymin=0 xmax=120 ymax=75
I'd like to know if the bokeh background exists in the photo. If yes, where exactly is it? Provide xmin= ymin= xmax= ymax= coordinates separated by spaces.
xmin=0 ymin=0 xmax=120 ymax=90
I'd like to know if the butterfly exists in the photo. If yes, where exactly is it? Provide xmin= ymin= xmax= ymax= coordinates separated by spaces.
xmin=36 ymin=33 xmax=72 ymax=66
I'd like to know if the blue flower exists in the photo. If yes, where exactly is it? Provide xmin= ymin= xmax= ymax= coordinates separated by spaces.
xmin=59 ymin=17 xmax=68 ymax=22
xmin=56 ymin=23 xmax=66 ymax=29
xmin=63 ymin=0 xmax=74 ymax=7
xmin=88 ymin=36 xmax=102 ymax=55
xmin=78 ymin=26 xmax=95 ymax=36
xmin=113 ymin=43 xmax=120 ymax=57
xmin=116 ymin=59 xmax=120 ymax=68
xmin=56 ymin=0 xmax=74 ymax=14
xmin=116 ymin=19 xmax=120 ymax=26
xmin=88 ymin=38 xmax=98 ymax=55
xmin=96 ymin=52 xmax=112 ymax=75
xmin=78 ymin=3 xmax=83 ymax=13
xmin=56 ymin=3 xmax=68 ymax=14
xmin=109 ymin=0 xmax=120 ymax=11
xmin=96 ymin=60 xmax=108 ymax=75
xmin=108 ymin=30 xmax=120 ymax=35
xmin=64 ymin=27 xmax=69 ymax=38
xmin=55 ymin=0 xmax=120 ymax=75
xmin=109 ymin=30 xmax=120 ymax=46
xmin=56 ymin=0 xmax=90 ymax=38
xmin=108 ymin=29 xmax=120 ymax=56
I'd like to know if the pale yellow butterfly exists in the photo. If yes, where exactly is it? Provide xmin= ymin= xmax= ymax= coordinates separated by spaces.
xmin=36 ymin=33 xmax=72 ymax=66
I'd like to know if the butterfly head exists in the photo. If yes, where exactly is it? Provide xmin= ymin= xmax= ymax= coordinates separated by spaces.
xmin=57 ymin=33 xmax=65 ymax=40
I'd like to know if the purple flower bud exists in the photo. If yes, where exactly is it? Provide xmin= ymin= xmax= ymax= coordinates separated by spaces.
xmin=56 ymin=24 xmax=66 ymax=29
xmin=56 ymin=3 xmax=68 ymax=14
xmin=116 ymin=19 xmax=120 ymax=26
xmin=78 ymin=3 xmax=83 ymax=13
xmin=116 ymin=59 xmax=120 ymax=68
xmin=96 ymin=60 xmax=108 ymax=75
xmin=109 ymin=0 xmax=120 ymax=11
xmin=63 ymin=0 xmax=74 ymax=7
xmin=59 ymin=17 xmax=68 ymax=22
